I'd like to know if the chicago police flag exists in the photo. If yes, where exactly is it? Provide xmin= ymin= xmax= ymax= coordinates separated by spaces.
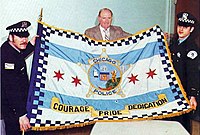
xmin=27 ymin=21 xmax=191 ymax=131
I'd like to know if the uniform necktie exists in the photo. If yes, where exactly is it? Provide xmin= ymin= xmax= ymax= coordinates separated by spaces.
xmin=103 ymin=30 xmax=109 ymax=41
xmin=177 ymin=40 xmax=180 ymax=45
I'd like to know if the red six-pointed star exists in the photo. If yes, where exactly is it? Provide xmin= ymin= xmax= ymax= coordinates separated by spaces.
xmin=53 ymin=70 xmax=64 ymax=81
xmin=128 ymin=74 xmax=139 ymax=84
xmin=72 ymin=76 xmax=81 ymax=87
xmin=146 ymin=69 xmax=157 ymax=79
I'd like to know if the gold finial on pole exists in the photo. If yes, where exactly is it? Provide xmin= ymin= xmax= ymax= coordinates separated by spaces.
xmin=39 ymin=8 xmax=43 ymax=21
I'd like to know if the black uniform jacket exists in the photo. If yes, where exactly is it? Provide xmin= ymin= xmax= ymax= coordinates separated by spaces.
xmin=1 ymin=41 xmax=34 ymax=119
xmin=169 ymin=35 xmax=199 ymax=97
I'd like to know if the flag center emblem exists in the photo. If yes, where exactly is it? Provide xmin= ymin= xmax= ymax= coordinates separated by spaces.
xmin=86 ymin=49 xmax=125 ymax=97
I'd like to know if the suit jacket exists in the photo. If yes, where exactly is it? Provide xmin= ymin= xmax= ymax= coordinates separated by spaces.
xmin=84 ymin=25 xmax=131 ymax=41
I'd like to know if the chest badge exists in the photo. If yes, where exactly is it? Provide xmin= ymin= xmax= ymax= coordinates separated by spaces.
xmin=177 ymin=52 xmax=181 ymax=58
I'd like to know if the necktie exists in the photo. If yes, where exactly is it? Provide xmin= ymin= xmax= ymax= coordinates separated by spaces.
xmin=177 ymin=40 xmax=180 ymax=45
xmin=103 ymin=30 xmax=109 ymax=41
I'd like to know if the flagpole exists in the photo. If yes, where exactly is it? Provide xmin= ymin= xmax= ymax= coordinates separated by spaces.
xmin=39 ymin=8 xmax=43 ymax=21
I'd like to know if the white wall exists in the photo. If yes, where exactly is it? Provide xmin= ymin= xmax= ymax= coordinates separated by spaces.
xmin=1 ymin=0 xmax=176 ymax=43
xmin=0 ymin=0 xmax=176 ymax=75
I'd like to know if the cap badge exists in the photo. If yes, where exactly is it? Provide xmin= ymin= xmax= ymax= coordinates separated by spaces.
xmin=21 ymin=22 xmax=27 ymax=28
xmin=182 ymin=13 xmax=188 ymax=20
xmin=178 ymin=13 xmax=195 ymax=24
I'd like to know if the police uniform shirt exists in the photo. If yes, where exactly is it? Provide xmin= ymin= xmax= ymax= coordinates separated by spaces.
xmin=170 ymin=36 xmax=199 ymax=97
xmin=1 ymin=40 xmax=34 ymax=119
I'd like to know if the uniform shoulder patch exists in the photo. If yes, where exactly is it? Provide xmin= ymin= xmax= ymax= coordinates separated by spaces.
xmin=187 ymin=50 xmax=198 ymax=59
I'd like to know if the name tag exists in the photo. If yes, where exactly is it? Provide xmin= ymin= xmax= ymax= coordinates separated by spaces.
xmin=5 ymin=63 xmax=15 ymax=69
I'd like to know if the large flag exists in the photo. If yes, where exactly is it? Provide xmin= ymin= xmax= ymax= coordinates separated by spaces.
xmin=27 ymin=21 xmax=191 ymax=131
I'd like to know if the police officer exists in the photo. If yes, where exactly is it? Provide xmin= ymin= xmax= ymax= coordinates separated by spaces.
xmin=1 ymin=21 xmax=38 ymax=135
xmin=169 ymin=12 xmax=199 ymax=133
xmin=189 ymin=21 xmax=200 ymax=135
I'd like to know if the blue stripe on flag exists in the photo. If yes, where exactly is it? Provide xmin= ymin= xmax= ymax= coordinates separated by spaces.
xmin=37 ymin=87 xmax=178 ymax=111
xmin=44 ymin=41 xmax=162 ymax=65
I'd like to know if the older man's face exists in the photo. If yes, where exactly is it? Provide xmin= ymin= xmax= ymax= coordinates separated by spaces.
xmin=98 ymin=10 xmax=112 ymax=30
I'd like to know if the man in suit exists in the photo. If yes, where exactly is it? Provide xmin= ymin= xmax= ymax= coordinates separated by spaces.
xmin=1 ymin=21 xmax=38 ymax=135
xmin=84 ymin=8 xmax=131 ymax=41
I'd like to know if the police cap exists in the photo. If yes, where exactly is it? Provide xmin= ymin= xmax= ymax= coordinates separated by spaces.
xmin=177 ymin=12 xmax=197 ymax=27
xmin=6 ymin=21 xmax=31 ymax=37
